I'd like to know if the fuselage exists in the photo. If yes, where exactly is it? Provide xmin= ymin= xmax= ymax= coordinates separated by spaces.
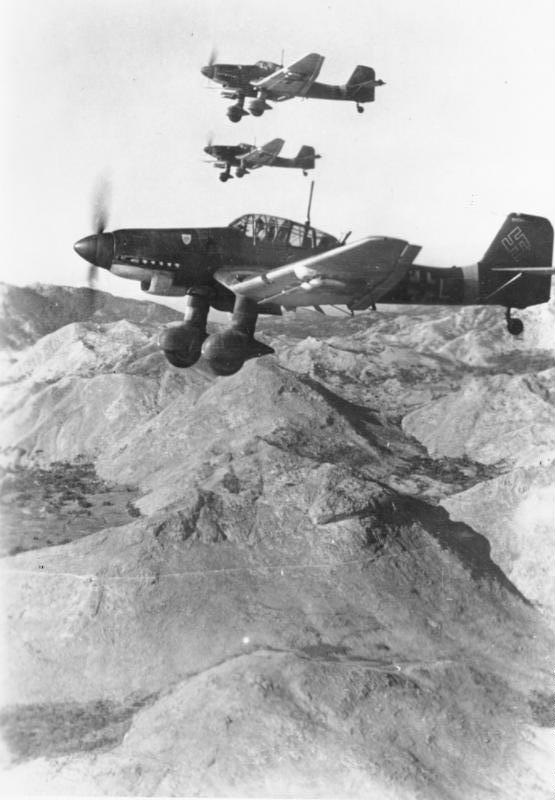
xmin=201 ymin=62 xmax=380 ymax=104
xmin=74 ymin=214 xmax=552 ymax=313
xmin=74 ymin=214 xmax=341 ymax=311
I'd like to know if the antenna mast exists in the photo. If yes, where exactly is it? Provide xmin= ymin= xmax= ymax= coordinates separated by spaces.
xmin=305 ymin=180 xmax=315 ymax=231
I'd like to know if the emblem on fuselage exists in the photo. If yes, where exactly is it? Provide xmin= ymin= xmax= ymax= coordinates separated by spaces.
xmin=181 ymin=233 xmax=192 ymax=246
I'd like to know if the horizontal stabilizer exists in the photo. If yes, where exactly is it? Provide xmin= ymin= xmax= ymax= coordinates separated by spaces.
xmin=491 ymin=266 xmax=555 ymax=274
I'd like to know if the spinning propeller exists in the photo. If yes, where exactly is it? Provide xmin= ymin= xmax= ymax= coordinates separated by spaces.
xmin=200 ymin=47 xmax=218 ymax=79
xmin=201 ymin=48 xmax=218 ymax=80
xmin=87 ymin=176 xmax=111 ymax=288
xmin=203 ymin=133 xmax=216 ymax=160
xmin=73 ymin=176 xmax=114 ymax=314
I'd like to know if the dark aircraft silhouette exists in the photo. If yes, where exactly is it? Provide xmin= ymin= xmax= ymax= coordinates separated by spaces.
xmin=74 ymin=194 xmax=553 ymax=377
xmin=204 ymin=138 xmax=320 ymax=182
xmin=201 ymin=52 xmax=384 ymax=122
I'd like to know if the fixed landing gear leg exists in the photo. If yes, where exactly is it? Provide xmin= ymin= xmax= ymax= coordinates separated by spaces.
xmin=219 ymin=164 xmax=232 ymax=182
xmin=227 ymin=94 xmax=247 ymax=123
xmin=356 ymin=102 xmax=364 ymax=114
xmin=230 ymin=295 xmax=274 ymax=359
xmin=201 ymin=295 xmax=274 ymax=376
xmin=160 ymin=293 xmax=210 ymax=368
xmin=505 ymin=307 xmax=524 ymax=336
xmin=231 ymin=295 xmax=258 ymax=338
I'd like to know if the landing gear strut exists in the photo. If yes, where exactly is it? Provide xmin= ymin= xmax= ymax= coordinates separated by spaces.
xmin=160 ymin=293 xmax=210 ymax=367
xmin=227 ymin=94 xmax=247 ymax=123
xmin=248 ymin=91 xmax=271 ymax=117
xmin=219 ymin=163 xmax=232 ymax=182
xmin=356 ymin=103 xmax=364 ymax=114
xmin=505 ymin=307 xmax=524 ymax=336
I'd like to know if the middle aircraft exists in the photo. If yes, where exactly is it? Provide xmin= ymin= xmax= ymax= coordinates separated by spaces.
xmin=204 ymin=138 xmax=320 ymax=182
xmin=201 ymin=52 xmax=384 ymax=122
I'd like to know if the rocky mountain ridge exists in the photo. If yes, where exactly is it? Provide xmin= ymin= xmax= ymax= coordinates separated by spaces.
xmin=0 ymin=284 xmax=553 ymax=798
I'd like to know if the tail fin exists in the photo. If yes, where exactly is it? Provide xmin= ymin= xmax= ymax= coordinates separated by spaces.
xmin=294 ymin=145 xmax=318 ymax=170
xmin=346 ymin=65 xmax=378 ymax=101
xmin=478 ymin=213 xmax=553 ymax=307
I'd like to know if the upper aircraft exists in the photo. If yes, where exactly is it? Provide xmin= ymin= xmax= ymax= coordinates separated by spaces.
xmin=201 ymin=52 xmax=385 ymax=122
xmin=204 ymin=138 xmax=320 ymax=182
xmin=74 ymin=186 xmax=553 ymax=377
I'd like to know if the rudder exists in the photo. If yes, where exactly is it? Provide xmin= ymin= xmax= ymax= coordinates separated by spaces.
xmin=478 ymin=213 xmax=553 ymax=307
xmin=294 ymin=145 xmax=317 ymax=170
xmin=346 ymin=65 xmax=377 ymax=101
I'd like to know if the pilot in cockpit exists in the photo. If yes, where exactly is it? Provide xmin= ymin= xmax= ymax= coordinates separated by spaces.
xmin=255 ymin=216 xmax=266 ymax=241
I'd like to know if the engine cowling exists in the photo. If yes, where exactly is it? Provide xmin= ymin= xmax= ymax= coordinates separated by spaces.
xmin=160 ymin=323 xmax=207 ymax=368
xmin=201 ymin=330 xmax=249 ymax=376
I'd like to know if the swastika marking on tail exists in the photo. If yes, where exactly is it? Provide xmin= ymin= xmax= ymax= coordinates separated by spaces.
xmin=501 ymin=226 xmax=532 ymax=264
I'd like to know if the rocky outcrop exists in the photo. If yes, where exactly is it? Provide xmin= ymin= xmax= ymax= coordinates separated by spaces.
xmin=0 ymin=286 xmax=553 ymax=798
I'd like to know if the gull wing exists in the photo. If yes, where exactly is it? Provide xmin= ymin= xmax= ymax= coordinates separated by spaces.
xmin=241 ymin=138 xmax=285 ymax=169
xmin=252 ymin=53 xmax=324 ymax=100
xmin=215 ymin=237 xmax=416 ymax=309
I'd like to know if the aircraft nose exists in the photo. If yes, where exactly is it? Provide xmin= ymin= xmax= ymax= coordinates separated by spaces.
xmin=73 ymin=233 xmax=114 ymax=268
xmin=201 ymin=65 xmax=214 ymax=79
xmin=73 ymin=235 xmax=98 ymax=264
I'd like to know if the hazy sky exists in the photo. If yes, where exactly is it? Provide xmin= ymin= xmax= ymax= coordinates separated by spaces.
xmin=2 ymin=0 xmax=554 ymax=301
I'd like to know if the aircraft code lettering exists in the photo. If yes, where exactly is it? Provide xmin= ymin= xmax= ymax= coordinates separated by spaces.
xmin=501 ymin=226 xmax=532 ymax=264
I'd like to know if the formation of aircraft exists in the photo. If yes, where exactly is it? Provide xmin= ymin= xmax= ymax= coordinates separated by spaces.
xmin=74 ymin=198 xmax=553 ymax=376
xmin=204 ymin=138 xmax=320 ymax=182
xmin=201 ymin=52 xmax=385 ymax=121
xmin=74 ymin=49 xmax=553 ymax=376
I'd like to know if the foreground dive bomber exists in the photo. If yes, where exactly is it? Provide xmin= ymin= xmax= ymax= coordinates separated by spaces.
xmin=74 ymin=211 xmax=553 ymax=376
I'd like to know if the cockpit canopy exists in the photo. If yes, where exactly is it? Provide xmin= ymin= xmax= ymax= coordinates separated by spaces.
xmin=229 ymin=214 xmax=339 ymax=251
xmin=255 ymin=60 xmax=281 ymax=72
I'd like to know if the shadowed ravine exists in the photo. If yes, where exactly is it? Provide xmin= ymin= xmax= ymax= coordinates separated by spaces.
xmin=0 ymin=284 xmax=553 ymax=799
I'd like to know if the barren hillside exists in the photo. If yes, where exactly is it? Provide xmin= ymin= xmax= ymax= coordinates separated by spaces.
xmin=1 ymin=285 xmax=553 ymax=798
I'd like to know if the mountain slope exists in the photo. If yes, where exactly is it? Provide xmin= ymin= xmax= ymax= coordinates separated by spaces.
xmin=0 ymin=286 xmax=553 ymax=798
